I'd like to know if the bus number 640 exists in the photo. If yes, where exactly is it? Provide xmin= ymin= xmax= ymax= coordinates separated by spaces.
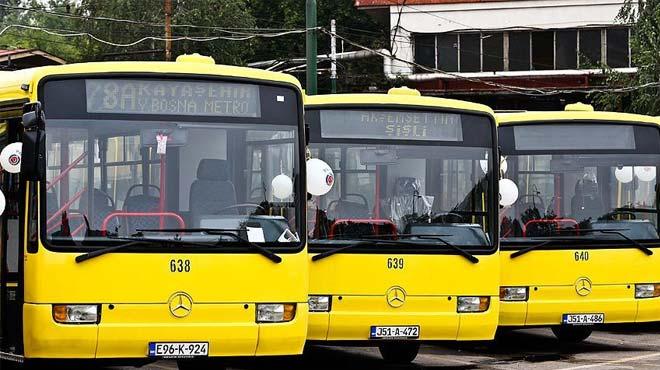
xmin=574 ymin=251 xmax=589 ymax=262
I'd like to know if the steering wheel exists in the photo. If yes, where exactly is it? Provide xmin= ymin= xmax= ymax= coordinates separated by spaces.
xmin=601 ymin=210 xmax=637 ymax=221
xmin=432 ymin=212 xmax=465 ymax=223
xmin=215 ymin=203 xmax=266 ymax=214
xmin=344 ymin=193 xmax=369 ymax=207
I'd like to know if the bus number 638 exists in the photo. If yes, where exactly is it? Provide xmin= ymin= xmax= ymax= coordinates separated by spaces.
xmin=170 ymin=259 xmax=191 ymax=272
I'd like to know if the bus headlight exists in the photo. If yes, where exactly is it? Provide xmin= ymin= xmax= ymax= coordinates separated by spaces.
xmin=457 ymin=297 xmax=490 ymax=313
xmin=500 ymin=287 xmax=528 ymax=301
xmin=635 ymin=284 xmax=660 ymax=298
xmin=308 ymin=295 xmax=331 ymax=312
xmin=256 ymin=303 xmax=296 ymax=323
xmin=52 ymin=304 xmax=99 ymax=324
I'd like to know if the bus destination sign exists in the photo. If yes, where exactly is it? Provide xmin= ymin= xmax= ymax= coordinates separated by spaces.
xmin=320 ymin=109 xmax=463 ymax=141
xmin=85 ymin=79 xmax=261 ymax=118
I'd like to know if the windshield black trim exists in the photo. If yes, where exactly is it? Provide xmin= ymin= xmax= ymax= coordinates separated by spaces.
xmin=308 ymin=242 xmax=497 ymax=256
xmin=501 ymin=239 xmax=660 ymax=251
xmin=305 ymin=103 xmax=499 ymax=254
xmin=36 ymin=72 xmax=306 ymax=254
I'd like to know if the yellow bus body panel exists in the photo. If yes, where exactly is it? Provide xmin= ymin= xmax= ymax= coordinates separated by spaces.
xmin=305 ymin=93 xmax=499 ymax=342
xmin=1 ymin=61 xmax=309 ymax=359
xmin=497 ymin=111 xmax=660 ymax=327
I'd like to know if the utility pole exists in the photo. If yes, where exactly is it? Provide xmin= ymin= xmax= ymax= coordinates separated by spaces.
xmin=164 ymin=0 xmax=172 ymax=61
xmin=330 ymin=19 xmax=337 ymax=94
xmin=305 ymin=0 xmax=317 ymax=95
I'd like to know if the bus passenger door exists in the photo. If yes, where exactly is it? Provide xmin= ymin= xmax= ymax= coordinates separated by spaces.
xmin=0 ymin=122 xmax=24 ymax=361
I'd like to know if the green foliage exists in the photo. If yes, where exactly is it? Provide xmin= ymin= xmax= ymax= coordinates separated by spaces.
xmin=591 ymin=0 xmax=660 ymax=115
xmin=0 ymin=0 xmax=389 ymax=92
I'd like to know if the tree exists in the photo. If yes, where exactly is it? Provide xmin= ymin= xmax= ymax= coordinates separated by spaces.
xmin=591 ymin=0 xmax=660 ymax=115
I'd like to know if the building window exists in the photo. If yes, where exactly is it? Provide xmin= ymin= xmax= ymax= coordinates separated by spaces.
xmin=579 ymin=29 xmax=602 ymax=67
xmin=459 ymin=33 xmax=481 ymax=72
xmin=413 ymin=34 xmax=436 ymax=71
xmin=532 ymin=31 xmax=554 ymax=70
xmin=482 ymin=33 xmax=504 ymax=72
xmin=607 ymin=28 xmax=630 ymax=68
xmin=556 ymin=30 xmax=577 ymax=69
xmin=509 ymin=31 xmax=531 ymax=71
xmin=412 ymin=26 xmax=629 ymax=74
xmin=437 ymin=33 xmax=458 ymax=72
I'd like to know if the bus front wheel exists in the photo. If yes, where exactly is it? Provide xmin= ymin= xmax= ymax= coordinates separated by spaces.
xmin=551 ymin=326 xmax=593 ymax=343
xmin=378 ymin=342 xmax=420 ymax=364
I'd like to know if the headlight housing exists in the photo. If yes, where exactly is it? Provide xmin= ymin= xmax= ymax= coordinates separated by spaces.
xmin=308 ymin=295 xmax=331 ymax=312
xmin=457 ymin=296 xmax=490 ymax=313
xmin=500 ymin=287 xmax=528 ymax=301
xmin=256 ymin=303 xmax=296 ymax=323
xmin=52 ymin=304 xmax=99 ymax=324
xmin=635 ymin=284 xmax=660 ymax=299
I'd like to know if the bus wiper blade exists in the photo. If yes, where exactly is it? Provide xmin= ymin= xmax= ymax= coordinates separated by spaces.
xmin=311 ymin=240 xmax=372 ymax=262
xmin=76 ymin=238 xmax=158 ymax=263
xmin=415 ymin=236 xmax=479 ymax=264
xmin=137 ymin=228 xmax=282 ymax=263
xmin=592 ymin=230 xmax=654 ymax=256
xmin=510 ymin=241 xmax=553 ymax=259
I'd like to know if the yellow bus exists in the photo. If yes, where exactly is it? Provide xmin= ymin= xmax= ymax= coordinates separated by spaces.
xmin=304 ymin=88 xmax=500 ymax=363
xmin=497 ymin=104 xmax=660 ymax=342
xmin=0 ymin=54 xmax=309 ymax=367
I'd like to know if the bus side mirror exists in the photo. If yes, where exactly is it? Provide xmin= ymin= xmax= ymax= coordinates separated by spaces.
xmin=21 ymin=102 xmax=46 ymax=181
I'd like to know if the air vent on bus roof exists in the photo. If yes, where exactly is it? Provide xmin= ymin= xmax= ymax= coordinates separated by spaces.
xmin=387 ymin=87 xmax=421 ymax=96
xmin=564 ymin=102 xmax=594 ymax=112
xmin=175 ymin=53 xmax=215 ymax=64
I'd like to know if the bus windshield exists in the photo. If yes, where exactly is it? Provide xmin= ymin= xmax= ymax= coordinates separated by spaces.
xmin=499 ymin=123 xmax=660 ymax=243
xmin=306 ymin=108 xmax=496 ymax=250
xmin=41 ymin=77 xmax=302 ymax=249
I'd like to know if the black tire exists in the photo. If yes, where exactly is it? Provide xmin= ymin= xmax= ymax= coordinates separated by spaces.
xmin=177 ymin=359 xmax=226 ymax=370
xmin=551 ymin=326 xmax=593 ymax=343
xmin=378 ymin=342 xmax=420 ymax=364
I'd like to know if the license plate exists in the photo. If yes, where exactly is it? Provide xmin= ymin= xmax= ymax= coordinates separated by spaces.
xmin=370 ymin=326 xmax=419 ymax=339
xmin=148 ymin=342 xmax=208 ymax=358
xmin=562 ymin=313 xmax=604 ymax=325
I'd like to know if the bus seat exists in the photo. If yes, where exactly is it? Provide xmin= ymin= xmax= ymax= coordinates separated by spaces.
xmin=123 ymin=185 xmax=161 ymax=234
xmin=79 ymin=188 xmax=115 ymax=230
xmin=190 ymin=159 xmax=237 ymax=226
xmin=332 ymin=200 xmax=370 ymax=219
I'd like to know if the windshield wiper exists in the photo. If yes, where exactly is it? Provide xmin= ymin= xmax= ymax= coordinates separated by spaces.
xmin=508 ymin=228 xmax=654 ymax=258
xmin=137 ymin=228 xmax=282 ymax=263
xmin=75 ymin=237 xmax=211 ymax=263
xmin=592 ymin=230 xmax=653 ymax=256
xmin=312 ymin=235 xmax=479 ymax=264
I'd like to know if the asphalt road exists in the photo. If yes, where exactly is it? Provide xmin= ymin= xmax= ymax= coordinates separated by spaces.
xmin=8 ymin=325 xmax=660 ymax=369
xmin=119 ymin=324 xmax=660 ymax=370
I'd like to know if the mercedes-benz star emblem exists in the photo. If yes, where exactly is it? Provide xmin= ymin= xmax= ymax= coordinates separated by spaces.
xmin=168 ymin=292 xmax=193 ymax=318
xmin=386 ymin=286 xmax=406 ymax=308
xmin=575 ymin=277 xmax=593 ymax=296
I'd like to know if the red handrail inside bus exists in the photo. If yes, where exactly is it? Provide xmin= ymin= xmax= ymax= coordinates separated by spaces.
xmin=46 ymin=151 xmax=87 ymax=191
xmin=101 ymin=212 xmax=185 ymax=232
xmin=46 ymin=187 xmax=87 ymax=225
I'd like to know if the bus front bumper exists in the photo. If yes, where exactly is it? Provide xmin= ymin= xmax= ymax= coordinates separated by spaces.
xmin=23 ymin=302 xmax=308 ymax=359
xmin=499 ymin=285 xmax=660 ymax=326
xmin=307 ymin=295 xmax=499 ymax=341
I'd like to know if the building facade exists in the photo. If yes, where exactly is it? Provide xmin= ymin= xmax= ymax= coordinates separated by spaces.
xmin=355 ymin=0 xmax=636 ymax=109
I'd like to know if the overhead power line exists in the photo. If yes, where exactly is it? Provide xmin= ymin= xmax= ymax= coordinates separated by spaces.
xmin=0 ymin=24 xmax=317 ymax=47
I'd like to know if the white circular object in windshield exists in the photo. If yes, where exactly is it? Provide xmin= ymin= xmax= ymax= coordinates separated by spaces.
xmin=0 ymin=142 xmax=22 ymax=174
xmin=499 ymin=178 xmax=519 ymax=207
xmin=271 ymin=174 xmax=293 ymax=199
xmin=307 ymin=158 xmax=334 ymax=196
xmin=0 ymin=189 xmax=6 ymax=215
xmin=635 ymin=166 xmax=656 ymax=182
xmin=615 ymin=166 xmax=633 ymax=183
